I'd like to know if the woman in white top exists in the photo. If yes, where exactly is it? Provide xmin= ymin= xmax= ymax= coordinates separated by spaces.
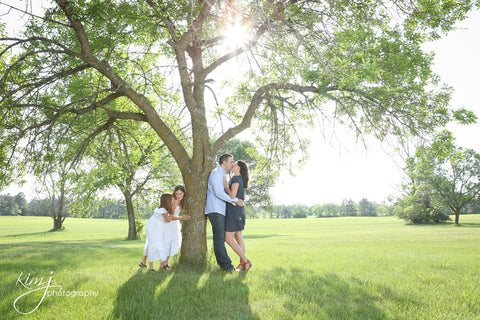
xmin=142 ymin=191 xmax=190 ymax=271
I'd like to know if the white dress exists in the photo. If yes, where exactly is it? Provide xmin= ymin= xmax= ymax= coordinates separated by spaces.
xmin=144 ymin=206 xmax=181 ymax=262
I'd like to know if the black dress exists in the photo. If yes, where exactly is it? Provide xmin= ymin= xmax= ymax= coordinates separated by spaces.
xmin=225 ymin=175 xmax=246 ymax=232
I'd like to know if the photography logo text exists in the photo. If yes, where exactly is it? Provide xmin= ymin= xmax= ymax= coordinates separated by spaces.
xmin=14 ymin=271 xmax=98 ymax=315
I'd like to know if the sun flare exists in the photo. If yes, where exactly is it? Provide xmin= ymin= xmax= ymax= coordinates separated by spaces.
xmin=222 ymin=21 xmax=250 ymax=49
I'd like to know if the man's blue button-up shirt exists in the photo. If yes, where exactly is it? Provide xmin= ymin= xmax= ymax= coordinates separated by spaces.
xmin=205 ymin=165 xmax=238 ymax=216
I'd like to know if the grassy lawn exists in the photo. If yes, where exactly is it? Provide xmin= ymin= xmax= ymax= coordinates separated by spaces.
xmin=1 ymin=215 xmax=479 ymax=319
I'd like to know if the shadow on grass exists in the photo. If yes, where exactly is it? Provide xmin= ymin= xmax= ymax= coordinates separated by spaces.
xmin=405 ymin=222 xmax=480 ymax=228
xmin=111 ymin=266 xmax=257 ymax=320
xmin=206 ymin=234 xmax=288 ymax=241
xmin=254 ymin=268 xmax=411 ymax=320
xmin=453 ymin=222 xmax=480 ymax=228
xmin=0 ymin=240 xmax=112 ymax=319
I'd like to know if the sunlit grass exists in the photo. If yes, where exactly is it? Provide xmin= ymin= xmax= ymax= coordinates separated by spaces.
xmin=1 ymin=215 xmax=479 ymax=319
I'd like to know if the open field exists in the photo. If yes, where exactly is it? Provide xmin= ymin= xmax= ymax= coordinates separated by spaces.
xmin=1 ymin=215 xmax=479 ymax=319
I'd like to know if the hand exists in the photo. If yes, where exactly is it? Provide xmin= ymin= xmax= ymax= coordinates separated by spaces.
xmin=236 ymin=199 xmax=244 ymax=207
xmin=182 ymin=215 xmax=191 ymax=221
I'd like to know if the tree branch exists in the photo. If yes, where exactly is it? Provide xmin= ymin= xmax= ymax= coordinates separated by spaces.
xmin=213 ymin=82 xmax=320 ymax=152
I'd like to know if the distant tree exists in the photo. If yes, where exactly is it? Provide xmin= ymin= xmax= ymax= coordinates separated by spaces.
xmin=273 ymin=205 xmax=292 ymax=219
xmin=358 ymin=198 xmax=376 ymax=216
xmin=396 ymin=131 xmax=480 ymax=224
xmin=311 ymin=204 xmax=323 ymax=217
xmin=14 ymin=193 xmax=28 ymax=216
xmin=77 ymin=120 xmax=179 ymax=239
xmin=376 ymin=201 xmax=395 ymax=217
xmin=0 ymin=194 xmax=20 ymax=216
xmin=341 ymin=199 xmax=357 ymax=217
xmin=292 ymin=204 xmax=309 ymax=218
xmin=395 ymin=191 xmax=450 ymax=224
xmin=463 ymin=200 xmax=480 ymax=215
xmin=321 ymin=203 xmax=341 ymax=217
xmin=27 ymin=198 xmax=51 ymax=217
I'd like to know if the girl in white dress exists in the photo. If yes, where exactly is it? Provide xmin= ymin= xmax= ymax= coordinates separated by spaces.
xmin=139 ymin=186 xmax=188 ymax=270
xmin=144 ymin=192 xmax=190 ymax=271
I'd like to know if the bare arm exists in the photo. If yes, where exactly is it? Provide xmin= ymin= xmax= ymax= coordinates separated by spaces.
xmin=162 ymin=212 xmax=191 ymax=222
xmin=223 ymin=176 xmax=240 ymax=198
xmin=224 ymin=176 xmax=244 ymax=206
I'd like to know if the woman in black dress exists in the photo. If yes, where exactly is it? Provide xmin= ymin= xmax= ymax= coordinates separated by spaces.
xmin=224 ymin=160 xmax=252 ymax=271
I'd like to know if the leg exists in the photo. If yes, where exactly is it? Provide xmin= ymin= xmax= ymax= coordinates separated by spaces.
xmin=208 ymin=213 xmax=233 ymax=271
xmin=139 ymin=255 xmax=148 ymax=267
xmin=160 ymin=256 xmax=170 ymax=269
xmin=139 ymin=235 xmax=148 ymax=267
xmin=225 ymin=231 xmax=247 ymax=264
xmin=233 ymin=231 xmax=252 ymax=271
xmin=234 ymin=231 xmax=245 ymax=254
xmin=148 ymin=261 xmax=154 ymax=271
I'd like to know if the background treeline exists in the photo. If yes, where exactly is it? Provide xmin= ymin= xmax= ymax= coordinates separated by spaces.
xmin=252 ymin=198 xmax=480 ymax=219
xmin=251 ymin=198 xmax=394 ymax=219
xmin=4 ymin=192 xmax=480 ymax=219
xmin=0 ymin=193 xmax=154 ymax=219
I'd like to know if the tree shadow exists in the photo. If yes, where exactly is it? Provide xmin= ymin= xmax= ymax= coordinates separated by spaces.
xmin=0 ymin=240 xmax=103 ymax=319
xmin=2 ymin=230 xmax=52 ymax=238
xmin=111 ymin=266 xmax=257 ymax=320
xmin=255 ymin=267 xmax=413 ymax=319
xmin=404 ymin=221 xmax=480 ymax=228
xmin=205 ymin=234 xmax=289 ymax=241
xmin=453 ymin=222 xmax=480 ymax=228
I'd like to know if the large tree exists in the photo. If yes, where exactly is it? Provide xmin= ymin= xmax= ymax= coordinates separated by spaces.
xmin=399 ymin=132 xmax=480 ymax=225
xmin=1 ymin=0 xmax=477 ymax=263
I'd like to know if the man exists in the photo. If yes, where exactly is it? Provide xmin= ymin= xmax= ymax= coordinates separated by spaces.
xmin=205 ymin=153 xmax=244 ymax=271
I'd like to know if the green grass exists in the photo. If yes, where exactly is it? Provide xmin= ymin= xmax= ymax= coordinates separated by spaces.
xmin=1 ymin=215 xmax=480 ymax=319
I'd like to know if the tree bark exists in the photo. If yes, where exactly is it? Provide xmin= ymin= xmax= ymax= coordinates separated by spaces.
xmin=179 ymin=160 xmax=212 ymax=265
xmin=125 ymin=193 xmax=137 ymax=239
xmin=53 ymin=214 xmax=63 ymax=230
xmin=52 ymin=181 xmax=66 ymax=230
xmin=454 ymin=208 xmax=460 ymax=225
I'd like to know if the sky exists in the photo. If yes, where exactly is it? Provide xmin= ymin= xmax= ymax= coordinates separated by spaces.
xmin=271 ymin=9 xmax=480 ymax=206
xmin=1 ymin=4 xmax=479 ymax=206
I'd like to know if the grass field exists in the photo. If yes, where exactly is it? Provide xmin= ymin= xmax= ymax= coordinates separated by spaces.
xmin=1 ymin=215 xmax=479 ymax=320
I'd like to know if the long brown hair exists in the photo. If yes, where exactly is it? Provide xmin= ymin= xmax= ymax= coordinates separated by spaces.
xmin=158 ymin=193 xmax=173 ymax=215
xmin=237 ymin=160 xmax=249 ymax=189
xmin=173 ymin=185 xmax=186 ymax=211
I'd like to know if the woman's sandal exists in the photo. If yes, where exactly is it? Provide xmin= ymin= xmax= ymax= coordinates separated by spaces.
xmin=138 ymin=262 xmax=147 ymax=268
xmin=236 ymin=259 xmax=252 ymax=271
xmin=148 ymin=269 xmax=156 ymax=272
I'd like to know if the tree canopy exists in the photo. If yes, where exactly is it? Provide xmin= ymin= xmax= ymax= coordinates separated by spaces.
xmin=396 ymin=131 xmax=480 ymax=224
xmin=1 ymin=0 xmax=478 ymax=262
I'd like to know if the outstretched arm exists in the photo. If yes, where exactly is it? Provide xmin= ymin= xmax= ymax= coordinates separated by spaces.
xmin=162 ymin=212 xmax=191 ymax=222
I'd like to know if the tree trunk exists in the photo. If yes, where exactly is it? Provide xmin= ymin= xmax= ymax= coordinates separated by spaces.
xmin=53 ymin=213 xmax=63 ymax=230
xmin=454 ymin=208 xmax=460 ymax=225
xmin=52 ymin=183 xmax=66 ymax=230
xmin=179 ymin=164 xmax=211 ymax=265
xmin=125 ymin=193 xmax=137 ymax=239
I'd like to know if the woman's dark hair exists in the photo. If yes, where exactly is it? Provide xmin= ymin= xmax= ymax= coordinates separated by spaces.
xmin=173 ymin=185 xmax=186 ymax=211
xmin=237 ymin=160 xmax=249 ymax=189
xmin=158 ymin=193 xmax=173 ymax=215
